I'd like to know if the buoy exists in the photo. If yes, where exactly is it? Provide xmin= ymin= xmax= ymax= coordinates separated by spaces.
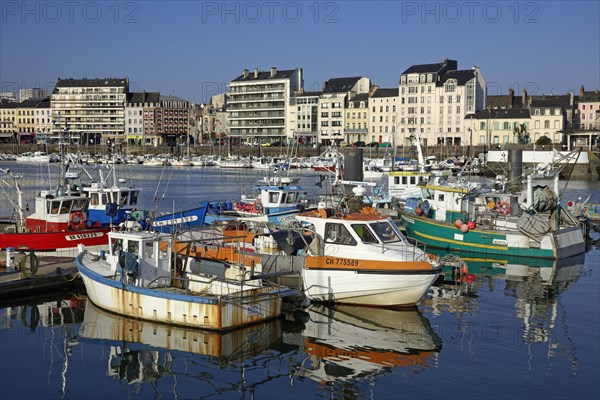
xmin=454 ymin=219 xmax=463 ymax=228
xmin=461 ymin=263 xmax=469 ymax=275
xmin=415 ymin=207 xmax=423 ymax=215
xmin=460 ymin=224 xmax=469 ymax=233
xmin=467 ymin=221 xmax=476 ymax=230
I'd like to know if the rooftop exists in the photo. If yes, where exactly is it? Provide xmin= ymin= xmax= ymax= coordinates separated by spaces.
xmin=322 ymin=77 xmax=364 ymax=94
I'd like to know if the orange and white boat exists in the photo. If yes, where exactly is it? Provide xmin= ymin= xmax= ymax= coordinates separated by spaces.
xmin=180 ymin=187 xmax=442 ymax=308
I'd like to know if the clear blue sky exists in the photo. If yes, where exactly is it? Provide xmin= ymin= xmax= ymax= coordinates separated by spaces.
xmin=1 ymin=1 xmax=599 ymax=103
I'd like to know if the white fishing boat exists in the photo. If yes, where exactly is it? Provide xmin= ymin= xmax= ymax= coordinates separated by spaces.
xmin=193 ymin=187 xmax=442 ymax=308
xmin=76 ymin=228 xmax=297 ymax=331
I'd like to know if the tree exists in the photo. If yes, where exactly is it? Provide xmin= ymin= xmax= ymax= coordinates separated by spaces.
xmin=536 ymin=135 xmax=552 ymax=146
xmin=513 ymin=123 xmax=529 ymax=144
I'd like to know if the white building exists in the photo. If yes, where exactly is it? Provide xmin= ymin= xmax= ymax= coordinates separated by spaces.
xmin=228 ymin=67 xmax=303 ymax=144
xmin=50 ymin=77 xmax=128 ymax=144
xmin=34 ymin=97 xmax=52 ymax=143
xmin=288 ymin=91 xmax=320 ymax=145
xmin=369 ymin=88 xmax=399 ymax=145
xmin=319 ymin=77 xmax=370 ymax=145
xmin=398 ymin=59 xmax=486 ymax=148
xmin=20 ymin=88 xmax=47 ymax=102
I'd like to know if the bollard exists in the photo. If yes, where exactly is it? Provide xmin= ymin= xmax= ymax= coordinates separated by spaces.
xmin=6 ymin=247 xmax=16 ymax=272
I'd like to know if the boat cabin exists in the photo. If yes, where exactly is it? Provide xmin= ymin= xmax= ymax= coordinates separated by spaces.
xmin=107 ymin=231 xmax=172 ymax=287
xmin=388 ymin=171 xmax=430 ymax=199
xmin=83 ymin=183 xmax=141 ymax=225
xmin=296 ymin=209 xmax=408 ymax=249
xmin=26 ymin=192 xmax=89 ymax=232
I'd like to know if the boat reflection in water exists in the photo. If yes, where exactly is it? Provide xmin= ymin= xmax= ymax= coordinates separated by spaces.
xmin=287 ymin=304 xmax=442 ymax=387
xmin=425 ymin=250 xmax=586 ymax=370
xmin=79 ymin=300 xmax=282 ymax=369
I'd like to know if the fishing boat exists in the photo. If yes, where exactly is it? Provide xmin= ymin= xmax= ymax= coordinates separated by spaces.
xmin=0 ymin=163 xmax=110 ymax=253
xmin=202 ymin=176 xmax=316 ymax=226
xmin=396 ymin=171 xmax=586 ymax=261
xmin=187 ymin=186 xmax=442 ymax=308
xmin=76 ymin=228 xmax=297 ymax=331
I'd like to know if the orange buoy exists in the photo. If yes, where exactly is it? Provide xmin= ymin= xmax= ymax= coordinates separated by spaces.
xmin=454 ymin=219 xmax=463 ymax=228
xmin=460 ymin=224 xmax=469 ymax=233
xmin=415 ymin=207 xmax=423 ymax=215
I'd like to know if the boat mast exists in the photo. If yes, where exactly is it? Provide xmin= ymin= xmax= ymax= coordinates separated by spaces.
xmin=0 ymin=168 xmax=26 ymax=232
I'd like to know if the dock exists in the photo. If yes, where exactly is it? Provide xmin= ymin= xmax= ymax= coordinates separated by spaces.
xmin=0 ymin=252 xmax=83 ymax=302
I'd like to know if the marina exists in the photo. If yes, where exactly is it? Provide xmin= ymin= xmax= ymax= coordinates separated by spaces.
xmin=0 ymin=158 xmax=598 ymax=399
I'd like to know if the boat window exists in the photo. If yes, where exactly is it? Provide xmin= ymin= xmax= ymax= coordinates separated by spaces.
xmin=402 ymin=176 xmax=407 ymax=185
xmin=49 ymin=200 xmax=61 ymax=214
xmin=90 ymin=193 xmax=99 ymax=206
xmin=144 ymin=242 xmax=153 ymax=259
xmin=101 ymin=193 xmax=108 ymax=205
xmin=324 ymin=223 xmax=357 ymax=246
xmin=438 ymin=194 xmax=445 ymax=201
xmin=286 ymin=192 xmax=297 ymax=203
xmin=119 ymin=192 xmax=129 ymax=205
xmin=111 ymin=238 xmax=123 ymax=254
xmin=269 ymin=192 xmax=279 ymax=203
xmin=159 ymin=241 xmax=169 ymax=259
xmin=423 ymin=189 xmax=434 ymax=200
xmin=72 ymin=199 xmax=87 ymax=212
xmin=351 ymin=224 xmax=378 ymax=243
xmin=410 ymin=176 xmax=416 ymax=184
xmin=369 ymin=221 xmax=401 ymax=243
xmin=130 ymin=191 xmax=139 ymax=206
xmin=60 ymin=200 xmax=72 ymax=214
xmin=127 ymin=240 xmax=139 ymax=257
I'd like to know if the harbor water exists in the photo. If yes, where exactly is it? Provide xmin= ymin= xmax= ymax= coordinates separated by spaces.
xmin=1 ymin=162 xmax=599 ymax=399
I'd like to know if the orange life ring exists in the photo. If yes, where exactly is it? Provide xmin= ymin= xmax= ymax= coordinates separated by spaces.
xmin=69 ymin=211 xmax=85 ymax=230
xmin=497 ymin=202 xmax=510 ymax=215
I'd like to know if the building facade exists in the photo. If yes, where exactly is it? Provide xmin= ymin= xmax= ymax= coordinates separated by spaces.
xmin=228 ymin=67 xmax=303 ymax=144
xmin=0 ymin=101 xmax=17 ymax=143
xmin=467 ymin=108 xmax=531 ymax=146
xmin=158 ymin=96 xmax=190 ymax=146
xmin=369 ymin=88 xmax=399 ymax=145
xmin=576 ymin=86 xmax=600 ymax=131
xmin=319 ymin=77 xmax=370 ymax=145
xmin=126 ymin=92 xmax=160 ymax=146
xmin=398 ymin=59 xmax=486 ymax=148
xmin=19 ymin=88 xmax=47 ymax=102
xmin=50 ymin=78 xmax=129 ymax=144
xmin=345 ymin=93 xmax=369 ymax=144
xmin=288 ymin=91 xmax=320 ymax=145
xmin=34 ymin=97 xmax=52 ymax=143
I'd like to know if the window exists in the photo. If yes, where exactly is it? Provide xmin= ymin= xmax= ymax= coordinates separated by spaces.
xmin=369 ymin=221 xmax=401 ymax=243
xmin=352 ymin=224 xmax=378 ymax=243
xmin=325 ymin=223 xmax=356 ymax=245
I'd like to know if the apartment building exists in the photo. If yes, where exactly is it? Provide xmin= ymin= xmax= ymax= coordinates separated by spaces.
xmin=126 ymin=92 xmax=160 ymax=146
xmin=0 ymin=100 xmax=17 ymax=143
xmin=576 ymin=86 xmax=600 ymax=130
xmin=319 ymin=77 xmax=370 ymax=145
xmin=467 ymin=108 xmax=531 ymax=146
xmin=19 ymin=88 xmax=47 ymax=102
xmin=345 ymin=93 xmax=369 ymax=144
xmin=228 ymin=67 xmax=303 ymax=144
xmin=50 ymin=77 xmax=129 ymax=144
xmin=398 ymin=59 xmax=486 ymax=147
xmin=369 ymin=88 xmax=399 ymax=145
xmin=288 ymin=91 xmax=320 ymax=145
xmin=34 ymin=97 xmax=52 ymax=144
xmin=158 ymin=96 xmax=190 ymax=146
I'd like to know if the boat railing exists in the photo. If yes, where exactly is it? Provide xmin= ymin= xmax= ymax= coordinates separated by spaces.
xmin=147 ymin=273 xmax=298 ymax=304
xmin=405 ymin=237 xmax=430 ymax=261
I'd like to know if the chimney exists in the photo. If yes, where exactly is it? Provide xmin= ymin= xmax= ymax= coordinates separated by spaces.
xmin=508 ymin=88 xmax=514 ymax=108
xmin=522 ymin=89 xmax=528 ymax=107
xmin=580 ymin=85 xmax=585 ymax=97
xmin=270 ymin=67 xmax=277 ymax=77
xmin=254 ymin=68 xmax=259 ymax=78
xmin=243 ymin=69 xmax=248 ymax=78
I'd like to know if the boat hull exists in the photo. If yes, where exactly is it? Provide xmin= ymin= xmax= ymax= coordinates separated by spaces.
xmin=398 ymin=211 xmax=586 ymax=260
xmin=76 ymin=254 xmax=283 ymax=331
xmin=0 ymin=228 xmax=109 ymax=251
xmin=303 ymin=267 xmax=439 ymax=307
